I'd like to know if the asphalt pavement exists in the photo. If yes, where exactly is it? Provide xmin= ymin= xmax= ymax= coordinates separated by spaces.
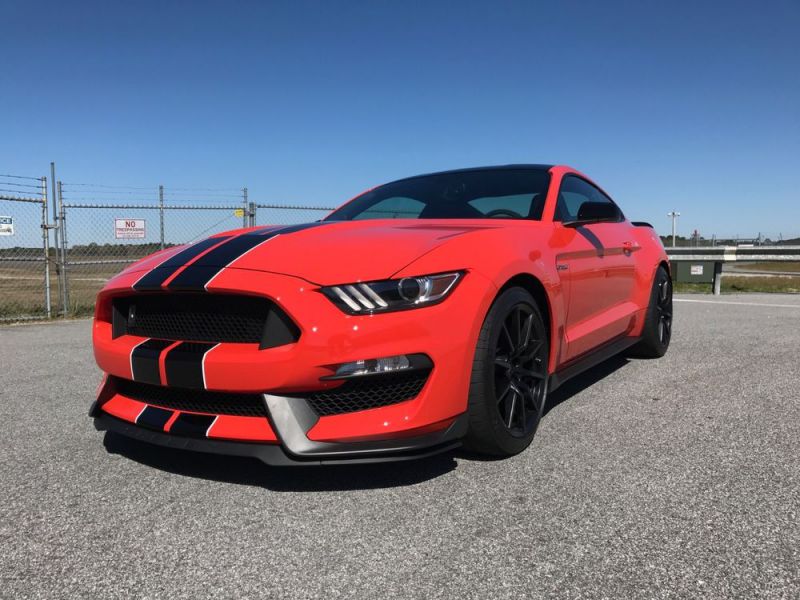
xmin=1 ymin=294 xmax=798 ymax=599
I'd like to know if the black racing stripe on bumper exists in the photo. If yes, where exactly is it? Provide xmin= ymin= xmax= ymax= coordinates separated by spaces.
xmin=165 ymin=222 xmax=326 ymax=291
xmin=131 ymin=339 xmax=173 ymax=385
xmin=163 ymin=342 xmax=217 ymax=389
xmin=132 ymin=236 xmax=230 ymax=291
xmin=169 ymin=413 xmax=216 ymax=438
xmin=135 ymin=405 xmax=173 ymax=431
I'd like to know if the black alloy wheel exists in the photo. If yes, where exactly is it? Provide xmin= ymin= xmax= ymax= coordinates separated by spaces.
xmin=465 ymin=287 xmax=549 ymax=456
xmin=629 ymin=265 xmax=673 ymax=358
xmin=493 ymin=304 xmax=548 ymax=438
xmin=656 ymin=277 xmax=672 ymax=346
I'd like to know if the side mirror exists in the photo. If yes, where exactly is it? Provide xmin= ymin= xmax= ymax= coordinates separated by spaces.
xmin=563 ymin=201 xmax=619 ymax=228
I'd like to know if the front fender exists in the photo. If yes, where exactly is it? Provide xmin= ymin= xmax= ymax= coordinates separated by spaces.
xmin=393 ymin=226 xmax=567 ymax=373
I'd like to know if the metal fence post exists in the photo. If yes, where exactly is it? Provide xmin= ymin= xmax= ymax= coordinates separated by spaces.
xmin=249 ymin=202 xmax=256 ymax=227
xmin=58 ymin=181 xmax=70 ymax=314
xmin=159 ymin=185 xmax=165 ymax=250
xmin=50 ymin=163 xmax=62 ymax=310
xmin=50 ymin=163 xmax=57 ymax=227
xmin=712 ymin=262 xmax=723 ymax=296
xmin=40 ymin=177 xmax=52 ymax=318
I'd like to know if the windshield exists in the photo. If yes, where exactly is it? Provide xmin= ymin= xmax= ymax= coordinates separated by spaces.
xmin=326 ymin=168 xmax=551 ymax=221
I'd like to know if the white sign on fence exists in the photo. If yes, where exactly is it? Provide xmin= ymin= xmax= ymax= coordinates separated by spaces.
xmin=0 ymin=216 xmax=13 ymax=236
xmin=114 ymin=218 xmax=146 ymax=239
xmin=690 ymin=264 xmax=704 ymax=275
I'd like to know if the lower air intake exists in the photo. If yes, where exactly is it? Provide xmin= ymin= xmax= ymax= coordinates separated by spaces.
xmin=113 ymin=377 xmax=268 ymax=418
xmin=304 ymin=370 xmax=430 ymax=416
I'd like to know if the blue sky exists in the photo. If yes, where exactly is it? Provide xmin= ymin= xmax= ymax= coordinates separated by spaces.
xmin=2 ymin=0 xmax=799 ymax=239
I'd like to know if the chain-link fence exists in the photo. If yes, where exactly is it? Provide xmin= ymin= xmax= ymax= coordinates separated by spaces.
xmin=54 ymin=181 xmax=336 ymax=317
xmin=254 ymin=203 xmax=333 ymax=226
xmin=0 ymin=173 xmax=54 ymax=321
xmin=1 ymin=170 xmax=337 ymax=322
xmin=59 ymin=182 xmax=245 ymax=315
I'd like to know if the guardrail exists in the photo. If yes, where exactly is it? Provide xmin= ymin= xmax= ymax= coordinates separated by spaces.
xmin=666 ymin=246 xmax=800 ymax=294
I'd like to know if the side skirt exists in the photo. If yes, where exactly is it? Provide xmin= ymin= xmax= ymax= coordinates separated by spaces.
xmin=548 ymin=335 xmax=638 ymax=392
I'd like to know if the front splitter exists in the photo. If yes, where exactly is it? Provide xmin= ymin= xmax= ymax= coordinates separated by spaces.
xmin=93 ymin=411 xmax=465 ymax=466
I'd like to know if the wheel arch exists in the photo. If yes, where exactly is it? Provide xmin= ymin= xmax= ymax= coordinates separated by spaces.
xmin=659 ymin=259 xmax=672 ymax=278
xmin=497 ymin=273 xmax=554 ymax=362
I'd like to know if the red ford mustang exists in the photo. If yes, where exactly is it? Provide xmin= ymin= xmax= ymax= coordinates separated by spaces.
xmin=91 ymin=165 xmax=672 ymax=465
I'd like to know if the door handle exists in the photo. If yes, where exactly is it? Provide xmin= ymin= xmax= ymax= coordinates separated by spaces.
xmin=622 ymin=241 xmax=635 ymax=254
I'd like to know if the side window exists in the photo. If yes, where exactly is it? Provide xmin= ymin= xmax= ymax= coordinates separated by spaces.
xmin=554 ymin=176 xmax=622 ymax=222
xmin=352 ymin=196 xmax=425 ymax=220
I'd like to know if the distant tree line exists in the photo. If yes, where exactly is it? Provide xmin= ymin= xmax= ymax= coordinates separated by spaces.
xmin=0 ymin=242 xmax=176 ymax=257
xmin=63 ymin=242 xmax=176 ymax=256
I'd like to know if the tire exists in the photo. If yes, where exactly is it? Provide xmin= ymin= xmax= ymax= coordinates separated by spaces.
xmin=628 ymin=265 xmax=673 ymax=358
xmin=463 ymin=287 xmax=549 ymax=457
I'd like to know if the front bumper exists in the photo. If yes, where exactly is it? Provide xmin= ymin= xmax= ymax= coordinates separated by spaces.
xmin=93 ymin=407 xmax=467 ymax=466
xmin=91 ymin=265 xmax=496 ymax=462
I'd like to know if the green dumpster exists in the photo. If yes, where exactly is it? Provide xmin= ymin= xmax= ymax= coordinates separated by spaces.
xmin=672 ymin=261 xmax=716 ymax=283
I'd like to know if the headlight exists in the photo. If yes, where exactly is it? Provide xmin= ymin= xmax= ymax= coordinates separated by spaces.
xmin=321 ymin=271 xmax=463 ymax=314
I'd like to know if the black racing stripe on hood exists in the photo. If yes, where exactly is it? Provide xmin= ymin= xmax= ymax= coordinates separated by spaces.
xmin=132 ymin=236 xmax=231 ymax=291
xmin=166 ymin=222 xmax=326 ymax=291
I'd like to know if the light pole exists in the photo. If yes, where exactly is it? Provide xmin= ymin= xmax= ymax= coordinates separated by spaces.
xmin=667 ymin=211 xmax=680 ymax=247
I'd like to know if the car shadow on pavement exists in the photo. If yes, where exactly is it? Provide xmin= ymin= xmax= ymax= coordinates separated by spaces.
xmin=102 ymin=431 xmax=457 ymax=491
xmin=455 ymin=354 xmax=630 ymax=461
xmin=542 ymin=354 xmax=630 ymax=418
xmin=101 ymin=355 xmax=630 ymax=489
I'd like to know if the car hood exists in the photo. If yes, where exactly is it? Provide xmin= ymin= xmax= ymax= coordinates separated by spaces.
xmin=229 ymin=220 xmax=499 ymax=284
xmin=126 ymin=220 xmax=500 ymax=286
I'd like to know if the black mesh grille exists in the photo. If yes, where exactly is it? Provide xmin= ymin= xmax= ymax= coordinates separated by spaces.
xmin=304 ymin=370 xmax=430 ymax=416
xmin=113 ymin=377 xmax=268 ymax=417
xmin=112 ymin=293 xmax=299 ymax=346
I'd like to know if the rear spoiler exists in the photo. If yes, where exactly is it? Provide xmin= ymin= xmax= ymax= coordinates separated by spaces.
xmin=631 ymin=221 xmax=653 ymax=228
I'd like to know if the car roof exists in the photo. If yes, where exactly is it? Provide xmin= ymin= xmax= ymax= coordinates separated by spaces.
xmin=388 ymin=164 xmax=556 ymax=184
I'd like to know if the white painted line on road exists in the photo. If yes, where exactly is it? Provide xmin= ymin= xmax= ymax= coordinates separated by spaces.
xmin=675 ymin=298 xmax=800 ymax=309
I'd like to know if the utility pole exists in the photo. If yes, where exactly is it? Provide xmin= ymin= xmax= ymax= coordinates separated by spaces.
xmin=667 ymin=211 xmax=680 ymax=247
